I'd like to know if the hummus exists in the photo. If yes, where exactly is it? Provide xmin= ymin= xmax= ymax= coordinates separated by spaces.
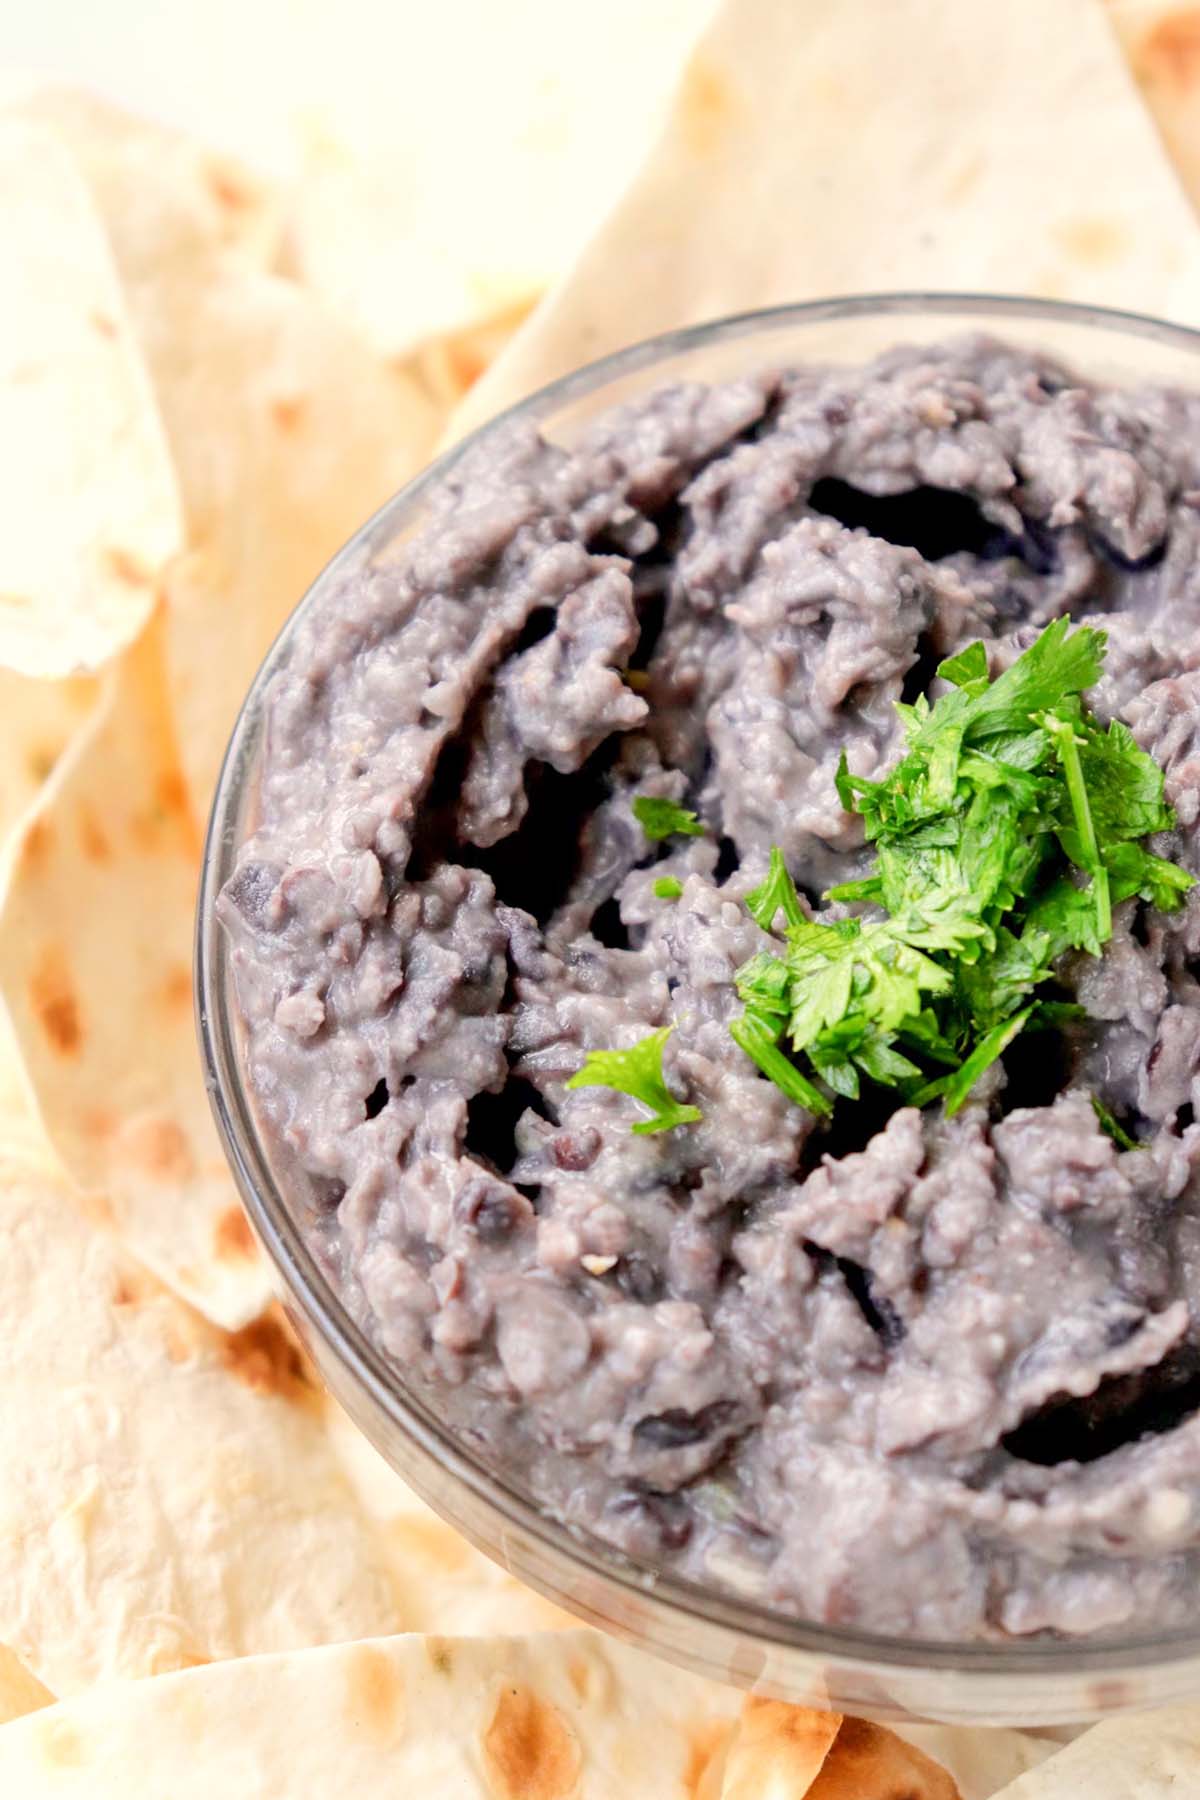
xmin=221 ymin=337 xmax=1200 ymax=1640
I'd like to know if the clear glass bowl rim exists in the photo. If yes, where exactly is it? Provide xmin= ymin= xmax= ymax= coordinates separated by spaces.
xmin=196 ymin=290 xmax=1200 ymax=1690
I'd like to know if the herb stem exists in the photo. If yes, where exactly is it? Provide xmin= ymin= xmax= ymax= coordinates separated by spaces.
xmin=1045 ymin=712 xmax=1111 ymax=941
xmin=729 ymin=1017 xmax=832 ymax=1116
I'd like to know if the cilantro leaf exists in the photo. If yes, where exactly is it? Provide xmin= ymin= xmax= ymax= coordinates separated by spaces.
xmin=954 ymin=922 xmax=1055 ymax=1030
xmin=1027 ymin=874 xmax=1109 ymax=960
xmin=735 ymin=950 xmax=791 ymax=1020
xmin=1042 ymin=708 xmax=1111 ymax=941
xmin=633 ymin=796 xmax=705 ymax=841
xmin=941 ymin=1006 xmax=1034 ymax=1116
xmin=949 ymin=618 xmax=1107 ymax=745
xmin=1091 ymin=1095 xmax=1142 ymax=1150
xmin=898 ymin=1007 xmax=962 ymax=1065
xmin=745 ymin=847 xmax=806 ymax=930
xmin=1103 ymin=842 xmax=1193 ymax=912
xmin=566 ymin=1025 xmax=702 ymax=1134
xmin=854 ymin=1037 xmax=923 ymax=1084
xmin=937 ymin=639 xmax=989 ymax=690
xmin=795 ymin=919 xmax=951 ymax=1051
xmin=911 ymin=1007 xmax=1033 ymax=1116
xmin=869 ymin=835 xmax=992 ymax=953
xmin=725 ymin=618 xmax=1192 ymax=1130
xmin=834 ymin=750 xmax=857 ymax=813
xmin=808 ymin=1045 xmax=860 ymax=1099
xmin=1076 ymin=716 xmax=1175 ymax=843
xmin=729 ymin=1015 xmax=832 ymax=1116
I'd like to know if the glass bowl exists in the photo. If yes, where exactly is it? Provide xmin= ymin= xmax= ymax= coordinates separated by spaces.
xmin=198 ymin=294 xmax=1200 ymax=1726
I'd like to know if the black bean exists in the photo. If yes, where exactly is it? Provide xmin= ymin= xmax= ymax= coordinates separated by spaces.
xmin=455 ymin=1174 xmax=532 ymax=1243
xmin=633 ymin=1400 xmax=738 ymax=1451
xmin=609 ymin=1488 xmax=693 ymax=1551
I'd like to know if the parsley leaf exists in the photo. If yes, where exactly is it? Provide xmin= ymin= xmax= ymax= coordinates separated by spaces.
xmin=745 ymin=847 xmax=806 ymax=930
xmin=912 ymin=1007 xmax=1034 ymax=1117
xmin=727 ymin=620 xmax=1194 ymax=1123
xmin=730 ymin=1015 xmax=832 ymax=1115
xmin=1091 ymin=1095 xmax=1142 ymax=1151
xmin=1076 ymin=716 xmax=1175 ymax=842
xmin=933 ymin=619 xmax=1106 ymax=747
xmin=937 ymin=639 xmax=989 ymax=690
xmin=633 ymin=796 xmax=706 ymax=841
xmin=1104 ymin=842 xmax=1194 ymax=911
xmin=566 ymin=1025 xmax=702 ymax=1134
xmin=1042 ymin=708 xmax=1111 ymax=941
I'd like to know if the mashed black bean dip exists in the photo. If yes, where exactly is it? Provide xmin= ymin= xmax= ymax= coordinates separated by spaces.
xmin=221 ymin=338 xmax=1200 ymax=1640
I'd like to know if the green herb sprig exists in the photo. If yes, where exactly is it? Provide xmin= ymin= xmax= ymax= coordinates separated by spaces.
xmin=570 ymin=621 xmax=1192 ymax=1137
xmin=729 ymin=620 xmax=1193 ymax=1120
xmin=1091 ymin=1094 xmax=1142 ymax=1151
xmin=633 ymin=796 xmax=706 ymax=841
xmin=566 ymin=1025 xmax=702 ymax=1134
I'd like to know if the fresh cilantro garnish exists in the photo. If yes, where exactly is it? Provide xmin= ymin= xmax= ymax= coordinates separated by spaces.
xmin=566 ymin=1025 xmax=702 ymax=1134
xmin=653 ymin=876 xmax=684 ymax=899
xmin=727 ymin=621 xmax=1194 ymax=1121
xmin=909 ymin=1006 xmax=1034 ymax=1113
xmin=1042 ymin=708 xmax=1111 ymax=942
xmin=1091 ymin=1095 xmax=1142 ymax=1151
xmin=633 ymin=796 xmax=706 ymax=841
xmin=745 ymin=846 xmax=806 ymax=929
xmin=730 ymin=1014 xmax=832 ymax=1115
xmin=937 ymin=639 xmax=989 ymax=688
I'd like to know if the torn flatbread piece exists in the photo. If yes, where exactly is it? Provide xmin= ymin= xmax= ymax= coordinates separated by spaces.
xmin=0 ymin=122 xmax=183 ymax=676
xmin=456 ymin=0 xmax=1200 ymax=433
xmin=0 ymin=1629 xmax=747 ymax=1796
xmin=0 ymin=1137 xmax=401 ymax=1696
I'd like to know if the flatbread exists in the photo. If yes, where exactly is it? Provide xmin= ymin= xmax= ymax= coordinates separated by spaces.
xmin=2 ymin=86 xmax=438 ymax=819
xmin=0 ymin=264 xmax=442 ymax=1325
xmin=0 ymin=122 xmax=183 ymax=676
xmin=719 ymin=1697 xmax=843 ymax=1797
xmin=455 ymin=0 xmax=1200 ymax=435
xmin=411 ymin=297 xmax=540 ymax=412
xmin=0 ymin=1647 xmax=53 ymax=1728
xmin=0 ymin=81 xmax=282 ymax=279
xmin=0 ymin=671 xmax=97 ymax=860
xmin=0 ymin=1135 xmax=402 ymax=1697
xmin=804 ymin=1718 xmax=961 ymax=1799
xmin=0 ymin=1630 xmax=747 ymax=1797
xmin=717 ymin=1706 xmax=996 ymax=1800
xmin=987 ymin=1705 xmax=1200 ymax=1796
xmin=0 ymin=98 xmax=443 ymax=1316
xmin=282 ymin=0 xmax=715 ymax=356
xmin=0 ymin=620 xmax=273 ymax=1327
xmin=325 ymin=1402 xmax=577 ymax=1635
xmin=149 ymin=261 xmax=440 ymax=814
xmin=895 ymin=1723 xmax=1060 ymax=1800
xmin=1107 ymin=2 xmax=1200 ymax=210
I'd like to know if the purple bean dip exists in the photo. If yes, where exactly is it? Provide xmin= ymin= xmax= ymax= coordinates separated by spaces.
xmin=221 ymin=337 xmax=1200 ymax=1640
